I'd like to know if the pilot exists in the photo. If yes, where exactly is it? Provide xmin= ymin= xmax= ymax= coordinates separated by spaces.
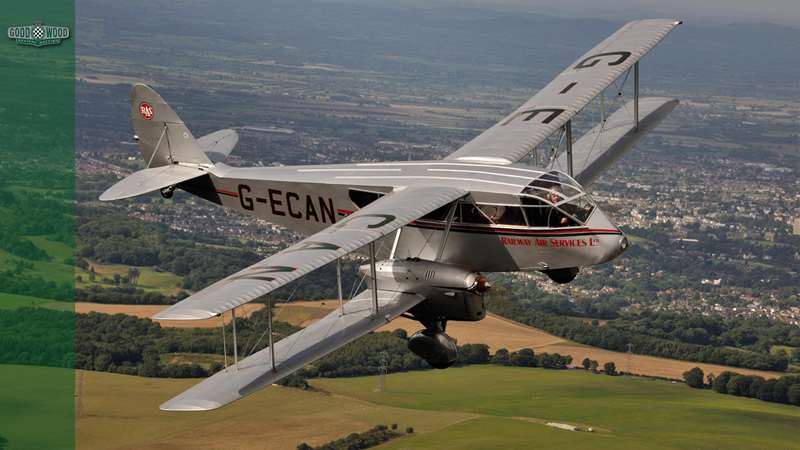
xmin=546 ymin=188 xmax=570 ymax=227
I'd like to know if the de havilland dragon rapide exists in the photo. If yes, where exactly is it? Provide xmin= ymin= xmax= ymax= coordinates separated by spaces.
xmin=101 ymin=19 xmax=682 ymax=411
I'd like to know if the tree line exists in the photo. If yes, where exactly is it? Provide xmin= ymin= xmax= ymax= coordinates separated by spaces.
xmin=488 ymin=295 xmax=789 ymax=372
xmin=1 ymin=307 xmax=575 ymax=382
xmin=76 ymin=206 xmax=362 ymax=301
xmin=683 ymin=366 xmax=800 ymax=407
xmin=297 ymin=424 xmax=406 ymax=450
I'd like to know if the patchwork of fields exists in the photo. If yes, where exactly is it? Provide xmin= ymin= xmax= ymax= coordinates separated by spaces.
xmin=74 ymin=300 xmax=786 ymax=381
xmin=69 ymin=365 xmax=800 ymax=450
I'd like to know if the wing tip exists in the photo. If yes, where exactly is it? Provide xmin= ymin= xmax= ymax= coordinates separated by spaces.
xmin=153 ymin=309 xmax=218 ymax=321
xmin=160 ymin=398 xmax=223 ymax=412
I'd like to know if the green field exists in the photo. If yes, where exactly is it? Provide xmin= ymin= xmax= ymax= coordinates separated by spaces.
xmin=160 ymin=352 xmax=224 ymax=370
xmin=0 ymin=292 xmax=73 ymax=311
xmin=315 ymin=366 xmax=800 ymax=450
xmin=76 ymin=261 xmax=185 ymax=295
xmin=0 ymin=365 xmax=74 ymax=449
xmin=72 ymin=365 xmax=800 ymax=450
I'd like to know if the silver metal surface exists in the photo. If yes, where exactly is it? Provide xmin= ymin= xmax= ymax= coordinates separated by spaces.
xmin=445 ymin=19 xmax=681 ymax=165
xmin=634 ymin=62 xmax=640 ymax=130
xmin=99 ymin=164 xmax=208 ymax=201
xmin=153 ymin=185 xmax=467 ymax=320
xmin=159 ymin=289 xmax=424 ymax=411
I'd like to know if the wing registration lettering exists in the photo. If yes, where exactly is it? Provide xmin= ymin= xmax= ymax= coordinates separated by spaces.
xmin=501 ymin=108 xmax=565 ymax=126
xmin=574 ymin=51 xmax=632 ymax=69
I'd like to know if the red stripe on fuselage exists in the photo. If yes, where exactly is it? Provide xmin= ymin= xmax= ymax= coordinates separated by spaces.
xmin=216 ymin=188 xmax=239 ymax=198
xmin=408 ymin=220 xmax=621 ymax=236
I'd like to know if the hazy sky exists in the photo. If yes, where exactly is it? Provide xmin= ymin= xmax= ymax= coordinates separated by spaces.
xmin=382 ymin=0 xmax=800 ymax=27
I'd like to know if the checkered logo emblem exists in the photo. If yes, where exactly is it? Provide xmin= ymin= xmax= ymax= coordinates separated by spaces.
xmin=7 ymin=22 xmax=69 ymax=47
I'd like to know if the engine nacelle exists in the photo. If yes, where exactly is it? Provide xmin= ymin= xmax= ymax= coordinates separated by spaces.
xmin=407 ymin=329 xmax=458 ymax=369
xmin=361 ymin=258 xmax=490 ymax=321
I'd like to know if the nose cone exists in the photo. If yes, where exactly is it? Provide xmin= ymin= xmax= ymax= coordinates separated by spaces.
xmin=603 ymin=231 xmax=629 ymax=263
xmin=587 ymin=207 xmax=629 ymax=264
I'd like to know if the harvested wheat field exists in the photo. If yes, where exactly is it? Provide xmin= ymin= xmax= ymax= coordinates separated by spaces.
xmin=275 ymin=300 xmax=783 ymax=381
xmin=79 ymin=300 xmax=784 ymax=380
xmin=74 ymin=369 xmax=475 ymax=450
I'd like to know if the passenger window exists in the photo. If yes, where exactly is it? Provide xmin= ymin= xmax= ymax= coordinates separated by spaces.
xmin=348 ymin=190 xmax=383 ymax=208
xmin=493 ymin=206 xmax=527 ymax=226
xmin=546 ymin=207 xmax=578 ymax=227
xmin=421 ymin=204 xmax=452 ymax=221
xmin=523 ymin=202 xmax=577 ymax=228
xmin=523 ymin=204 xmax=550 ymax=227
xmin=460 ymin=203 xmax=491 ymax=224
xmin=563 ymin=196 xmax=595 ymax=223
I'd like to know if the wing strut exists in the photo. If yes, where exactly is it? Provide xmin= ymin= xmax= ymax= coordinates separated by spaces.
xmin=221 ymin=315 xmax=228 ymax=368
xmin=435 ymin=201 xmax=459 ymax=262
xmin=565 ymin=121 xmax=574 ymax=176
xmin=634 ymin=61 xmax=640 ymax=130
xmin=336 ymin=258 xmax=344 ymax=315
xmin=232 ymin=308 xmax=239 ymax=369
xmin=369 ymin=242 xmax=379 ymax=316
xmin=267 ymin=297 xmax=276 ymax=372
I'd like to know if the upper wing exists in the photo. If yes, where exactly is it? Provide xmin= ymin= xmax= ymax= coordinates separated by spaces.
xmin=446 ymin=19 xmax=681 ymax=165
xmin=153 ymin=184 xmax=467 ymax=320
xmin=160 ymin=288 xmax=423 ymax=411
xmin=549 ymin=97 xmax=678 ymax=186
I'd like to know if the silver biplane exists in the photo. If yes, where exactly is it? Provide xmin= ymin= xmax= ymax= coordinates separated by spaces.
xmin=101 ymin=19 xmax=681 ymax=411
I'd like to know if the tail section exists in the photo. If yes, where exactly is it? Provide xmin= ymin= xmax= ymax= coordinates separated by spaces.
xmin=131 ymin=83 xmax=211 ymax=167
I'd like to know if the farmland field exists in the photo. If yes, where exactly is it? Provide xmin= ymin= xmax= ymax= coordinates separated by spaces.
xmin=76 ymin=261 xmax=185 ymax=296
xmin=73 ymin=300 xmax=784 ymax=380
xmin=73 ymin=365 xmax=800 ymax=450
xmin=275 ymin=301 xmax=785 ymax=381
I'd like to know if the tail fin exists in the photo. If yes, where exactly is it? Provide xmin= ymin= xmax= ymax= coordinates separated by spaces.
xmin=131 ymin=83 xmax=211 ymax=167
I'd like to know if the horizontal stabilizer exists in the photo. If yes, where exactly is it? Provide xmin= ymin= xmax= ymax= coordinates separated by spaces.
xmin=160 ymin=289 xmax=423 ymax=411
xmin=99 ymin=164 xmax=208 ymax=201
xmin=198 ymin=129 xmax=239 ymax=163
xmin=551 ymin=97 xmax=678 ymax=186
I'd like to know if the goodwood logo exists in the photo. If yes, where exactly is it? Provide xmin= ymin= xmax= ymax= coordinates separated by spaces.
xmin=7 ymin=20 xmax=69 ymax=47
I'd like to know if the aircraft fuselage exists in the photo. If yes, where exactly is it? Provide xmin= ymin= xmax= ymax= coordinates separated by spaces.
xmin=182 ymin=161 xmax=628 ymax=273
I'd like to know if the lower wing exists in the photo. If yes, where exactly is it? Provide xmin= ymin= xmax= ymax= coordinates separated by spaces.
xmin=160 ymin=289 xmax=424 ymax=411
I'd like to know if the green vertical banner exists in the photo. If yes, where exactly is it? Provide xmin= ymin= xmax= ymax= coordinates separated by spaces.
xmin=0 ymin=1 xmax=75 ymax=449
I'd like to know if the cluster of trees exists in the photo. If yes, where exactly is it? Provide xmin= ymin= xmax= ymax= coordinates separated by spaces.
xmin=490 ymin=348 xmax=572 ymax=369
xmin=296 ymin=424 xmax=405 ymax=450
xmin=0 ymin=188 xmax=74 ymax=261
xmin=610 ymin=311 xmax=800 ymax=353
xmin=77 ymin=207 xmax=262 ymax=291
xmin=0 ymin=272 xmax=72 ymax=302
xmin=0 ymin=308 xmax=74 ymax=368
xmin=580 ymin=358 xmax=617 ymax=375
xmin=75 ymin=285 xmax=179 ymax=305
xmin=76 ymin=206 xmax=363 ymax=300
xmin=74 ymin=308 xmax=298 ymax=377
xmin=488 ymin=296 xmax=789 ymax=372
xmin=683 ymin=367 xmax=800 ymax=407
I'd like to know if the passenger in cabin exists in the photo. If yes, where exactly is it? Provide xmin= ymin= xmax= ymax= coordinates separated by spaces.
xmin=546 ymin=187 xmax=570 ymax=227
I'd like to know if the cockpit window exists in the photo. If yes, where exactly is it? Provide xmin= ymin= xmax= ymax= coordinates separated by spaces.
xmin=461 ymin=203 xmax=492 ymax=224
xmin=421 ymin=203 xmax=453 ymax=221
xmin=474 ymin=204 xmax=527 ymax=226
xmin=519 ymin=171 xmax=595 ymax=227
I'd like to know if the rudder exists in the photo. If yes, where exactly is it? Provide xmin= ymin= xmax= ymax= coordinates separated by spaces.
xmin=131 ymin=83 xmax=211 ymax=167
